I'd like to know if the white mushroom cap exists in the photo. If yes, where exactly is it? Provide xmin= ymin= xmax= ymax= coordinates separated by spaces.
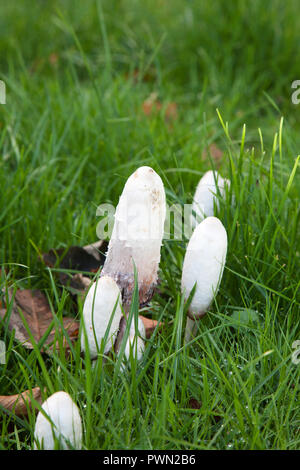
xmin=181 ymin=216 xmax=227 ymax=318
xmin=101 ymin=166 xmax=166 ymax=305
xmin=34 ymin=391 xmax=82 ymax=450
xmin=191 ymin=170 xmax=230 ymax=226
xmin=81 ymin=275 xmax=123 ymax=358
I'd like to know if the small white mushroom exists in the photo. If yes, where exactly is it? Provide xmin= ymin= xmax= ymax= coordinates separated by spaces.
xmin=81 ymin=275 xmax=123 ymax=358
xmin=124 ymin=335 xmax=145 ymax=363
xmin=181 ymin=216 xmax=228 ymax=342
xmin=191 ymin=170 xmax=230 ymax=227
xmin=118 ymin=316 xmax=146 ymax=371
xmin=101 ymin=166 xmax=166 ymax=306
xmin=125 ymin=315 xmax=146 ymax=362
xmin=34 ymin=391 xmax=82 ymax=450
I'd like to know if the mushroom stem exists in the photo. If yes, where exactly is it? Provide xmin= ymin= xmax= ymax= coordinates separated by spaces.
xmin=184 ymin=316 xmax=197 ymax=343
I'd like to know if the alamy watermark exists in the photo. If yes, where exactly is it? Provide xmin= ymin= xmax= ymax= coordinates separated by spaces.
xmin=96 ymin=200 xmax=203 ymax=242
xmin=0 ymin=340 xmax=5 ymax=364
xmin=0 ymin=80 xmax=6 ymax=104
xmin=291 ymin=80 xmax=300 ymax=105
xmin=291 ymin=340 xmax=300 ymax=365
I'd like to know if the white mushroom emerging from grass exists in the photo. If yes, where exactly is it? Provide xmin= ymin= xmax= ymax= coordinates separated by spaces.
xmin=124 ymin=315 xmax=146 ymax=363
xmin=191 ymin=170 xmax=230 ymax=227
xmin=34 ymin=391 xmax=82 ymax=450
xmin=117 ymin=315 xmax=146 ymax=371
xmin=81 ymin=275 xmax=123 ymax=359
xmin=181 ymin=216 xmax=228 ymax=342
xmin=81 ymin=166 xmax=165 ymax=363
xmin=101 ymin=166 xmax=166 ymax=306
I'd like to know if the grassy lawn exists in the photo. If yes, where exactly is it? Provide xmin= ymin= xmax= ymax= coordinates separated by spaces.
xmin=0 ymin=0 xmax=299 ymax=450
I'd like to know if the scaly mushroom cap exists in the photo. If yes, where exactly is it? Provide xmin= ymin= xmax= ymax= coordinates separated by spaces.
xmin=81 ymin=275 xmax=123 ymax=358
xmin=34 ymin=391 xmax=82 ymax=450
xmin=101 ymin=166 xmax=166 ymax=305
xmin=191 ymin=170 xmax=230 ymax=226
xmin=181 ymin=216 xmax=227 ymax=318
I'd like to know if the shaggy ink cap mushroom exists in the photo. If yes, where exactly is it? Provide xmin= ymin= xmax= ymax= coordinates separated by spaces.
xmin=34 ymin=391 xmax=82 ymax=450
xmin=191 ymin=170 xmax=230 ymax=226
xmin=120 ymin=316 xmax=146 ymax=369
xmin=101 ymin=166 xmax=166 ymax=306
xmin=181 ymin=216 xmax=227 ymax=340
xmin=81 ymin=275 xmax=123 ymax=358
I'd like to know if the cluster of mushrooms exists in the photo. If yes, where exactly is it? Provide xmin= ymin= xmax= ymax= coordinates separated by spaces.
xmin=34 ymin=166 xmax=229 ymax=449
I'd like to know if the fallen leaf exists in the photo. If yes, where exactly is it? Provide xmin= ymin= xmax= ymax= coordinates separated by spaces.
xmin=43 ymin=240 xmax=107 ymax=272
xmin=142 ymin=92 xmax=162 ymax=116
xmin=142 ymin=93 xmax=178 ymax=123
xmin=0 ymin=387 xmax=43 ymax=417
xmin=42 ymin=240 xmax=107 ymax=292
xmin=202 ymin=143 xmax=223 ymax=166
xmin=49 ymin=52 xmax=59 ymax=66
xmin=139 ymin=315 xmax=158 ymax=338
xmin=0 ymin=289 xmax=79 ymax=354
xmin=212 ymin=413 xmax=222 ymax=424
xmin=69 ymin=273 xmax=91 ymax=293
xmin=139 ymin=315 xmax=168 ymax=339
xmin=126 ymin=68 xmax=156 ymax=84
xmin=165 ymin=102 xmax=178 ymax=121
xmin=187 ymin=398 xmax=202 ymax=409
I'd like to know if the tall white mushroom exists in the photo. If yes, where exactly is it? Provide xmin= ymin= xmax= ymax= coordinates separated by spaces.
xmin=81 ymin=275 xmax=123 ymax=358
xmin=34 ymin=391 xmax=82 ymax=450
xmin=181 ymin=216 xmax=228 ymax=342
xmin=191 ymin=170 xmax=230 ymax=227
xmin=101 ymin=166 xmax=166 ymax=306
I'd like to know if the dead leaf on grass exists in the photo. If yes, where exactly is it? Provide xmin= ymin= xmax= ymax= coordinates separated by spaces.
xmin=187 ymin=398 xmax=202 ymax=409
xmin=142 ymin=93 xmax=178 ymax=123
xmin=42 ymin=240 xmax=107 ymax=293
xmin=126 ymin=68 xmax=156 ymax=84
xmin=142 ymin=92 xmax=162 ymax=116
xmin=0 ymin=289 xmax=79 ymax=354
xmin=0 ymin=387 xmax=43 ymax=417
xmin=202 ymin=143 xmax=224 ymax=166
xmin=49 ymin=52 xmax=59 ymax=67
xmin=165 ymin=102 xmax=178 ymax=121
xmin=139 ymin=315 xmax=161 ymax=339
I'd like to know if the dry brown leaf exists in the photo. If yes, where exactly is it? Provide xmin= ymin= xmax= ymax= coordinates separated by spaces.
xmin=142 ymin=92 xmax=162 ymax=116
xmin=165 ymin=102 xmax=178 ymax=121
xmin=202 ymin=143 xmax=223 ymax=166
xmin=42 ymin=240 xmax=107 ymax=294
xmin=42 ymin=240 xmax=107 ymax=273
xmin=139 ymin=315 xmax=165 ymax=339
xmin=126 ymin=68 xmax=156 ymax=84
xmin=142 ymin=93 xmax=178 ymax=123
xmin=49 ymin=52 xmax=59 ymax=66
xmin=70 ymin=273 xmax=91 ymax=294
xmin=0 ymin=289 xmax=79 ymax=354
xmin=0 ymin=387 xmax=43 ymax=417
xmin=187 ymin=398 xmax=202 ymax=409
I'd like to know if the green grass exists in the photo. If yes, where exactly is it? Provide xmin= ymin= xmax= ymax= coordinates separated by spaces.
xmin=0 ymin=0 xmax=299 ymax=450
